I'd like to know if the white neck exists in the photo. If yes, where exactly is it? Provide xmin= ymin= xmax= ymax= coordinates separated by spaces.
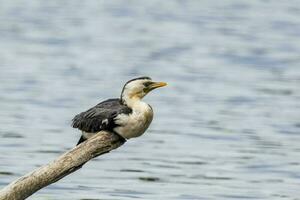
xmin=122 ymin=95 xmax=143 ymax=108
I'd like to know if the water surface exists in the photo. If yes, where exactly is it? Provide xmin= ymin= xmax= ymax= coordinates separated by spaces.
xmin=0 ymin=1 xmax=300 ymax=199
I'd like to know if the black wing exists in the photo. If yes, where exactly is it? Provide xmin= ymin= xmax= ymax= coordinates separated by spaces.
xmin=72 ymin=98 xmax=132 ymax=133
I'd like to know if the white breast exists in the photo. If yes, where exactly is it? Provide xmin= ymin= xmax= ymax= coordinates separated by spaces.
xmin=113 ymin=102 xmax=153 ymax=139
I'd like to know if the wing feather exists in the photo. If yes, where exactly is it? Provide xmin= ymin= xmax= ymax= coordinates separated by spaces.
xmin=72 ymin=98 xmax=132 ymax=133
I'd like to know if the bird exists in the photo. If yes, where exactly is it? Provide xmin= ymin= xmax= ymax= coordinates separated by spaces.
xmin=72 ymin=76 xmax=167 ymax=145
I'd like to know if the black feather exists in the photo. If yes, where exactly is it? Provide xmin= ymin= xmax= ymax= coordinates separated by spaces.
xmin=72 ymin=98 xmax=132 ymax=133
xmin=125 ymin=76 xmax=151 ymax=84
xmin=76 ymin=135 xmax=86 ymax=145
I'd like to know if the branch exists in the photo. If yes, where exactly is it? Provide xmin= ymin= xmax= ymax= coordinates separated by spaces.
xmin=0 ymin=131 xmax=125 ymax=200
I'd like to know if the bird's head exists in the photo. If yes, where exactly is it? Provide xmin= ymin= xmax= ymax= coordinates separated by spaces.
xmin=121 ymin=76 xmax=167 ymax=105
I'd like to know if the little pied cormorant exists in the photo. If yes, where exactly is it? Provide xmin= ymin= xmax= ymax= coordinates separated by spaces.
xmin=72 ymin=77 xmax=167 ymax=145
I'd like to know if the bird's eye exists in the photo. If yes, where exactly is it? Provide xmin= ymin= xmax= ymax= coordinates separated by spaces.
xmin=143 ymin=81 xmax=152 ymax=87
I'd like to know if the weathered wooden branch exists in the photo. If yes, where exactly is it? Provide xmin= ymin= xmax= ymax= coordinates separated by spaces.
xmin=0 ymin=131 xmax=125 ymax=200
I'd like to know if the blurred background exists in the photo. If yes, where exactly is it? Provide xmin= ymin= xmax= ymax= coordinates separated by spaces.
xmin=0 ymin=0 xmax=300 ymax=199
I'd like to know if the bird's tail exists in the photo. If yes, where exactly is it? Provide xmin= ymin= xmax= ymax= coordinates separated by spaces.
xmin=76 ymin=135 xmax=86 ymax=145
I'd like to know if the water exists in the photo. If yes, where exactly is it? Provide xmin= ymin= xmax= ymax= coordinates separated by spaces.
xmin=0 ymin=0 xmax=300 ymax=199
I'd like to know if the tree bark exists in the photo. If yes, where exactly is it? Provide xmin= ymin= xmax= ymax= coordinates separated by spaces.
xmin=0 ymin=131 xmax=125 ymax=200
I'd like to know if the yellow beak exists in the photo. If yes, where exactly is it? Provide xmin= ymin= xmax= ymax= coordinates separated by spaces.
xmin=150 ymin=82 xmax=167 ymax=89
xmin=144 ymin=81 xmax=167 ymax=94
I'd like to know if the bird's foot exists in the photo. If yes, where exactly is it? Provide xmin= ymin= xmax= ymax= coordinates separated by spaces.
xmin=112 ymin=131 xmax=127 ymax=143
